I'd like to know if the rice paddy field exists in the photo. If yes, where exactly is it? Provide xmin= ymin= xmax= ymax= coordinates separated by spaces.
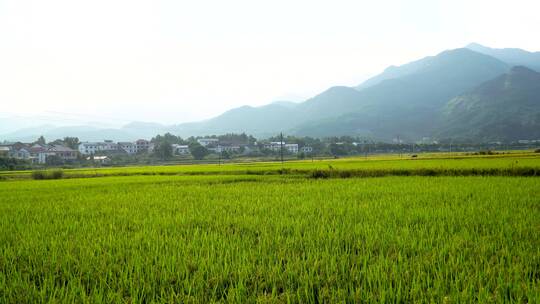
xmin=0 ymin=152 xmax=539 ymax=302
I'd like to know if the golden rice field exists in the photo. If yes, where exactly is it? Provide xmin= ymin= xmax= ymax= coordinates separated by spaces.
xmin=0 ymin=152 xmax=539 ymax=302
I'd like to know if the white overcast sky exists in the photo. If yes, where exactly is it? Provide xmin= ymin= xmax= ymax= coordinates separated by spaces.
xmin=0 ymin=0 xmax=539 ymax=126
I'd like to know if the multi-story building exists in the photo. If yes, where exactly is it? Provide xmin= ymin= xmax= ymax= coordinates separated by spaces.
xmin=135 ymin=139 xmax=151 ymax=153
xmin=263 ymin=142 xmax=299 ymax=154
xmin=78 ymin=142 xmax=100 ymax=155
xmin=78 ymin=141 xmax=118 ymax=155
xmin=118 ymin=142 xmax=137 ymax=155
xmin=48 ymin=145 xmax=78 ymax=161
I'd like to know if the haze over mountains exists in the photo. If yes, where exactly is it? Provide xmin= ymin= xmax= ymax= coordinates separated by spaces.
xmin=2 ymin=43 xmax=539 ymax=142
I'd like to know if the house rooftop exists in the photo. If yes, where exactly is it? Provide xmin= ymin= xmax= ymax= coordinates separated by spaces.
xmin=48 ymin=145 xmax=76 ymax=152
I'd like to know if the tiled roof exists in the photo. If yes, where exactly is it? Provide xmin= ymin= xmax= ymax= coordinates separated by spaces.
xmin=48 ymin=145 xmax=76 ymax=152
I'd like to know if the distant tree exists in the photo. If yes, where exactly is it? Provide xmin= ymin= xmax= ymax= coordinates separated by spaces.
xmin=63 ymin=137 xmax=80 ymax=150
xmin=151 ymin=133 xmax=186 ymax=145
xmin=154 ymin=142 xmax=173 ymax=160
xmin=45 ymin=154 xmax=63 ymax=166
xmin=50 ymin=139 xmax=64 ymax=146
xmin=329 ymin=143 xmax=348 ymax=156
xmin=221 ymin=150 xmax=231 ymax=159
xmin=189 ymin=143 xmax=209 ymax=160
xmin=35 ymin=136 xmax=46 ymax=145
xmin=0 ymin=157 xmax=29 ymax=170
xmin=216 ymin=133 xmax=257 ymax=145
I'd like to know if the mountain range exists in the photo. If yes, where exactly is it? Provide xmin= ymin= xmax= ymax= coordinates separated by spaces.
xmin=2 ymin=43 xmax=539 ymax=142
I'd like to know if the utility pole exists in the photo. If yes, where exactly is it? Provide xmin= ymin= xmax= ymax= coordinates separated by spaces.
xmin=397 ymin=135 xmax=401 ymax=158
xmin=280 ymin=132 xmax=284 ymax=164
xmin=366 ymin=140 xmax=370 ymax=158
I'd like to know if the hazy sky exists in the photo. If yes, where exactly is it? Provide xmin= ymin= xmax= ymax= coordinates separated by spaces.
xmin=1 ymin=0 xmax=539 ymax=126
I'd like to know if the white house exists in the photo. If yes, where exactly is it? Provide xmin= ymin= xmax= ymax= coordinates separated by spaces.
xmin=79 ymin=142 xmax=100 ymax=155
xmin=285 ymin=144 xmax=299 ymax=154
xmin=102 ymin=140 xmax=118 ymax=151
xmin=87 ymin=155 xmax=111 ymax=164
xmin=213 ymin=145 xmax=241 ymax=153
xmin=48 ymin=145 xmax=77 ymax=161
xmin=172 ymin=144 xmax=190 ymax=155
xmin=10 ymin=147 xmax=30 ymax=159
xmin=264 ymin=142 xmax=283 ymax=151
xmin=37 ymin=152 xmax=56 ymax=164
xmin=79 ymin=141 xmax=119 ymax=155
xmin=197 ymin=138 xmax=219 ymax=147
xmin=264 ymin=142 xmax=299 ymax=154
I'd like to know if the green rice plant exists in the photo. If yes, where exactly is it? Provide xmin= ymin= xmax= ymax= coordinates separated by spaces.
xmin=0 ymin=173 xmax=538 ymax=303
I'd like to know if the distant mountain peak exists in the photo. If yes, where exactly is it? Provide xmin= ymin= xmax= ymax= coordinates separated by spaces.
xmin=466 ymin=42 xmax=538 ymax=53
xmin=509 ymin=65 xmax=536 ymax=74
xmin=465 ymin=42 xmax=487 ymax=49
xmin=465 ymin=43 xmax=540 ymax=72
xmin=441 ymin=64 xmax=540 ymax=141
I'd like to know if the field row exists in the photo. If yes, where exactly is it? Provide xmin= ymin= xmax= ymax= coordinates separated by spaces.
xmin=1 ymin=152 xmax=540 ymax=180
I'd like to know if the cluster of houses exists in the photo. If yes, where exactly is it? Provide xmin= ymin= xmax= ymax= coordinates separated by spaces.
xmin=0 ymin=137 xmax=313 ymax=165
xmin=195 ymin=138 xmax=245 ymax=154
xmin=0 ymin=139 xmax=155 ymax=164
xmin=196 ymin=139 xmax=311 ymax=154
xmin=0 ymin=142 xmax=77 ymax=164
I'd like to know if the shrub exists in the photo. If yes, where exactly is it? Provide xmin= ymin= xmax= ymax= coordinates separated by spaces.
xmin=31 ymin=171 xmax=46 ymax=180
xmin=310 ymin=169 xmax=330 ymax=179
xmin=338 ymin=170 xmax=352 ymax=178
xmin=31 ymin=170 xmax=64 ymax=180
xmin=478 ymin=150 xmax=496 ymax=155
xmin=51 ymin=170 xmax=64 ymax=179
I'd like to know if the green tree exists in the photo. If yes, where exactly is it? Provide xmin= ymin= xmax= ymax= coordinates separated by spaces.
xmin=151 ymin=133 xmax=186 ymax=145
xmin=50 ymin=139 xmax=64 ymax=146
xmin=45 ymin=154 xmax=63 ymax=166
xmin=154 ymin=142 xmax=173 ymax=160
xmin=189 ymin=143 xmax=209 ymax=160
xmin=329 ymin=143 xmax=348 ymax=156
xmin=35 ymin=136 xmax=46 ymax=145
xmin=221 ymin=150 xmax=231 ymax=159
xmin=63 ymin=137 xmax=80 ymax=150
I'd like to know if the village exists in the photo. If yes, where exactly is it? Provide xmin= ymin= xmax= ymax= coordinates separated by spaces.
xmin=0 ymin=136 xmax=308 ymax=166
xmin=2 ymin=133 xmax=539 ymax=169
